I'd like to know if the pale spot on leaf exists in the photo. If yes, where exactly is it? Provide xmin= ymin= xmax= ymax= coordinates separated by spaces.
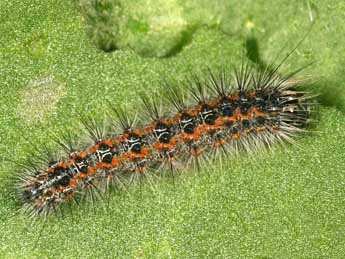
xmin=18 ymin=76 xmax=66 ymax=124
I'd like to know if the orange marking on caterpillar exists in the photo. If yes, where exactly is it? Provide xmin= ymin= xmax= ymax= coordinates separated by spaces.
xmin=191 ymin=148 xmax=204 ymax=156
xmin=179 ymin=127 xmax=200 ymax=140
xmin=152 ymin=137 xmax=176 ymax=150
xmin=122 ymin=147 xmax=148 ymax=159
xmin=214 ymin=138 xmax=227 ymax=147
xmin=95 ymin=157 xmax=120 ymax=169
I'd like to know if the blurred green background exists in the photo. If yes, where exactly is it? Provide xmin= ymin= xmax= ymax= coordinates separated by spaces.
xmin=0 ymin=0 xmax=344 ymax=258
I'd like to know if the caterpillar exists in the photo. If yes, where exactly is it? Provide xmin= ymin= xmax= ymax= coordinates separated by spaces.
xmin=15 ymin=57 xmax=314 ymax=218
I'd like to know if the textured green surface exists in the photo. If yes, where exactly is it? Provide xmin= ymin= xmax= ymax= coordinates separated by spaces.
xmin=0 ymin=0 xmax=345 ymax=258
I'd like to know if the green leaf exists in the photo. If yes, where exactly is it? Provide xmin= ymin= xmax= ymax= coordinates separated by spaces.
xmin=0 ymin=0 xmax=344 ymax=258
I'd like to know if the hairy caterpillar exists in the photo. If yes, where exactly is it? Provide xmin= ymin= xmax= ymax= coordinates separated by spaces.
xmin=15 ymin=54 xmax=314 ymax=218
